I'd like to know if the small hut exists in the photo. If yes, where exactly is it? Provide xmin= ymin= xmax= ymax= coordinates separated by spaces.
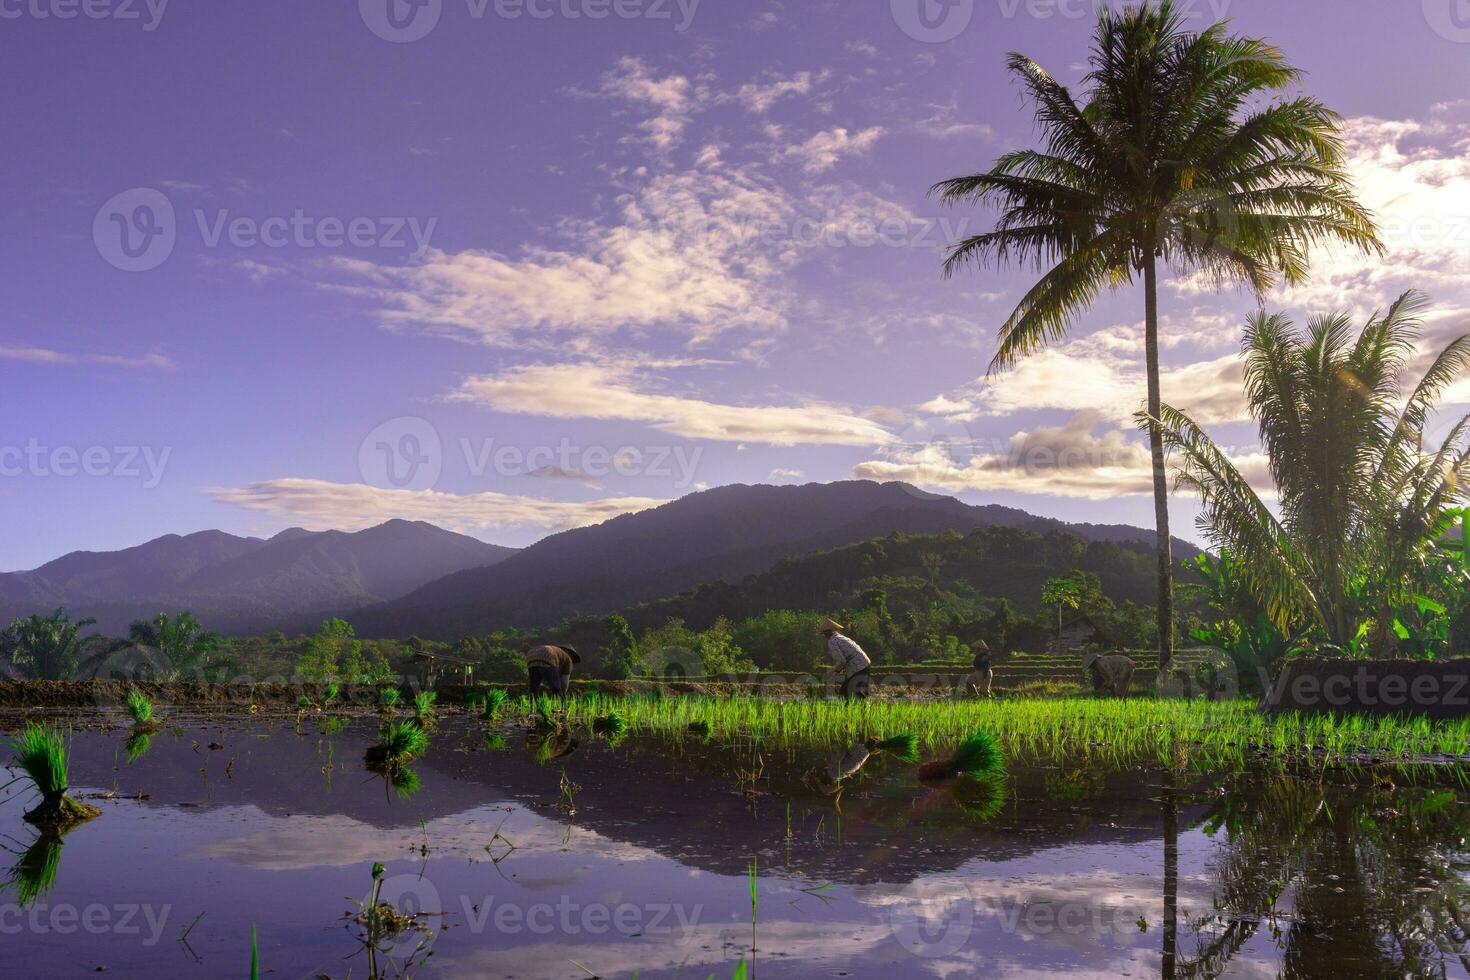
xmin=408 ymin=650 xmax=475 ymax=690
xmin=1049 ymin=613 xmax=1114 ymax=655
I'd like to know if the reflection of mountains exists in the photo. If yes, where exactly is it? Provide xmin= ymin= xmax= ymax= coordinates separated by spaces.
xmin=65 ymin=716 xmax=1206 ymax=884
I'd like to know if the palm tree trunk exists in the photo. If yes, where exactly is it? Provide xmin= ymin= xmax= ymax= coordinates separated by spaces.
xmin=1144 ymin=254 xmax=1176 ymax=677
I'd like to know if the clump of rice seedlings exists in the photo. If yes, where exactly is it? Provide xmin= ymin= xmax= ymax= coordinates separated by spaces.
xmin=5 ymin=724 xmax=100 ymax=829
xmin=870 ymin=733 xmax=919 ymax=764
xmin=125 ymin=689 xmax=155 ymax=728
xmin=365 ymin=720 xmax=429 ymax=768
xmin=124 ymin=731 xmax=153 ymax=764
xmin=592 ymin=712 xmax=627 ymax=741
xmin=919 ymin=730 xmax=1004 ymax=782
xmin=413 ymin=690 xmax=437 ymax=720
xmin=324 ymin=683 xmax=340 ymax=703
xmin=3 ymin=832 xmax=64 ymax=908
xmin=485 ymin=734 xmax=508 ymax=751
xmin=952 ymin=774 xmax=1008 ymax=822
xmin=687 ymin=720 xmax=712 ymax=739
xmin=481 ymin=689 xmax=508 ymax=719
xmin=379 ymin=688 xmax=400 ymax=711
xmin=388 ymin=767 xmax=422 ymax=800
xmin=297 ymin=694 xmax=313 ymax=710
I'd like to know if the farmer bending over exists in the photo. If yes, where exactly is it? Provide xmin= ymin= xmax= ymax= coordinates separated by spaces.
xmin=524 ymin=644 xmax=580 ymax=697
xmin=819 ymin=618 xmax=872 ymax=700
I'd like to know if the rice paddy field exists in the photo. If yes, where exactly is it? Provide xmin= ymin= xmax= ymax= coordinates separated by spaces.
xmin=3 ymin=693 xmax=1470 ymax=978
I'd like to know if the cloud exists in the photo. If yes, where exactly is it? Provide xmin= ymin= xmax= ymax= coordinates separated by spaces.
xmin=452 ymin=362 xmax=897 ymax=447
xmin=768 ymin=468 xmax=804 ymax=481
xmin=0 ymin=345 xmax=173 ymax=369
xmin=207 ymin=479 xmax=666 ymax=533
xmin=914 ymin=99 xmax=995 ymax=141
xmin=598 ymin=57 xmax=700 ymax=152
xmin=922 ymin=319 xmax=1249 ymax=425
xmin=736 ymin=71 xmax=824 ymax=114
xmin=782 ymin=127 xmax=885 ymax=174
xmin=853 ymin=411 xmax=1271 ymax=500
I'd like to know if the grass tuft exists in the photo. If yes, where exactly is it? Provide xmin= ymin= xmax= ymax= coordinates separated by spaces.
xmin=920 ymin=730 xmax=1004 ymax=781
xmin=366 ymin=720 xmax=429 ymax=767
xmin=125 ymin=689 xmax=154 ymax=726
xmin=873 ymin=733 xmax=919 ymax=763
xmin=481 ymin=689 xmax=509 ymax=719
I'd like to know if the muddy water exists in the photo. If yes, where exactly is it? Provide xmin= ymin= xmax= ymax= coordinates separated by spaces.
xmin=2 ymin=711 xmax=1468 ymax=979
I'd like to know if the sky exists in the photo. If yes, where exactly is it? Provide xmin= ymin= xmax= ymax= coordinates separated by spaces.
xmin=5 ymin=0 xmax=1470 ymax=571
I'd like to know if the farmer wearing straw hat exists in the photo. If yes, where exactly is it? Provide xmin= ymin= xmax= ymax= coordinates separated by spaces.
xmin=818 ymin=618 xmax=872 ymax=700
xmin=964 ymin=640 xmax=994 ymax=698
xmin=524 ymin=644 xmax=581 ymax=698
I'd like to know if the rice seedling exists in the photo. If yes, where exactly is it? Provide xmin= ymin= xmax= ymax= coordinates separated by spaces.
xmin=124 ymin=731 xmax=153 ymax=763
xmin=365 ymin=720 xmax=429 ymax=768
xmin=250 ymin=925 xmax=259 ymax=980
xmin=687 ymin=720 xmax=712 ymax=739
xmin=413 ymin=690 xmax=437 ymax=722
xmin=296 ymin=695 xmax=313 ymax=710
xmin=871 ymin=733 xmax=919 ymax=764
xmin=1 ymin=832 xmax=64 ymax=908
xmin=125 ymin=689 xmax=154 ymax=727
xmin=919 ymin=731 xmax=1004 ymax=781
xmin=952 ymin=774 xmax=1008 ymax=822
xmin=485 ymin=734 xmax=508 ymax=751
xmin=323 ymin=683 xmax=340 ymax=703
xmin=3 ymin=724 xmax=100 ymax=829
xmin=592 ymin=711 xmax=627 ymax=740
xmin=481 ymin=689 xmax=509 ymax=719
xmin=379 ymin=688 xmax=401 ymax=711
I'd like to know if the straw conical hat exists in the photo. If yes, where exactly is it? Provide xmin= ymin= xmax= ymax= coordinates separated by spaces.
xmin=816 ymin=618 xmax=846 ymax=633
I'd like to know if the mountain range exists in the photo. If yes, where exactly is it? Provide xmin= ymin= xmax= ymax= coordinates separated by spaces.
xmin=2 ymin=481 xmax=1197 ymax=638
xmin=0 ymin=520 xmax=515 ymax=635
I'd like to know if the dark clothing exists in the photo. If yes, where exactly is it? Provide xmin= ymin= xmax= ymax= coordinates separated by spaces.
xmin=841 ymin=667 xmax=871 ymax=701
xmin=525 ymin=644 xmax=576 ymax=676
xmin=972 ymin=653 xmax=991 ymax=672
xmin=528 ymin=663 xmax=567 ymax=697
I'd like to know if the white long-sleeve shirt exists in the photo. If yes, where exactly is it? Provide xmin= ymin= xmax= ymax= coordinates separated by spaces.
xmin=827 ymin=633 xmax=871 ymax=680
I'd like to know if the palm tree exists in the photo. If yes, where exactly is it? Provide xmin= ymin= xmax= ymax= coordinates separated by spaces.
xmin=933 ymin=1 xmax=1380 ymax=673
xmin=1151 ymin=291 xmax=1470 ymax=654
xmin=0 ymin=610 xmax=96 ymax=681
xmin=128 ymin=611 xmax=221 ymax=681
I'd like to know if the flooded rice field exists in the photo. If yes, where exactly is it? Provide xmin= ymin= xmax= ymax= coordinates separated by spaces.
xmin=3 ymin=709 xmax=1470 ymax=978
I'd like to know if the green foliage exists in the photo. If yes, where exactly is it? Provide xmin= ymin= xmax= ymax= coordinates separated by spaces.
xmin=379 ymin=688 xmax=400 ymax=710
xmin=1155 ymin=292 xmax=1470 ymax=656
xmin=1 ymin=609 xmax=96 ymax=681
xmin=600 ymin=614 xmax=641 ymax=679
xmin=592 ymin=712 xmax=627 ymax=740
xmin=296 ymin=619 xmax=379 ymax=685
xmin=128 ymin=611 xmax=220 ymax=681
xmin=125 ymin=689 xmax=153 ymax=725
xmin=413 ymin=691 xmax=437 ymax=721
xmin=455 ymin=636 xmax=524 ymax=684
xmin=323 ymin=683 xmax=340 ymax=703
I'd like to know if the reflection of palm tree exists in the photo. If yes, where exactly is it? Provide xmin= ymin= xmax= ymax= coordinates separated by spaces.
xmin=933 ymin=1 xmax=1380 ymax=674
xmin=1162 ymin=765 xmax=1178 ymax=979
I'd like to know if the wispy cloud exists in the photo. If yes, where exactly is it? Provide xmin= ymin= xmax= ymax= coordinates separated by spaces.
xmin=0 ymin=345 xmax=174 ymax=369
xmin=207 ymin=478 xmax=666 ymax=533
xmin=782 ymin=126 xmax=885 ymax=174
xmin=453 ymin=362 xmax=897 ymax=447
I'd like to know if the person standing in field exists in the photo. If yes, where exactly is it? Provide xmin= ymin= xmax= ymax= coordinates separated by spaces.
xmin=819 ymin=618 xmax=872 ymax=700
xmin=524 ymin=644 xmax=580 ymax=697
xmin=964 ymin=640 xmax=993 ymax=698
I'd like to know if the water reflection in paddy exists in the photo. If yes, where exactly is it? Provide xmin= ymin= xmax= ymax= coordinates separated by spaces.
xmin=1 ymin=711 xmax=1468 ymax=978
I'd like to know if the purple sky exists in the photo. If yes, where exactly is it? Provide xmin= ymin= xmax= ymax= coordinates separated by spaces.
xmin=6 ymin=0 xmax=1470 ymax=571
